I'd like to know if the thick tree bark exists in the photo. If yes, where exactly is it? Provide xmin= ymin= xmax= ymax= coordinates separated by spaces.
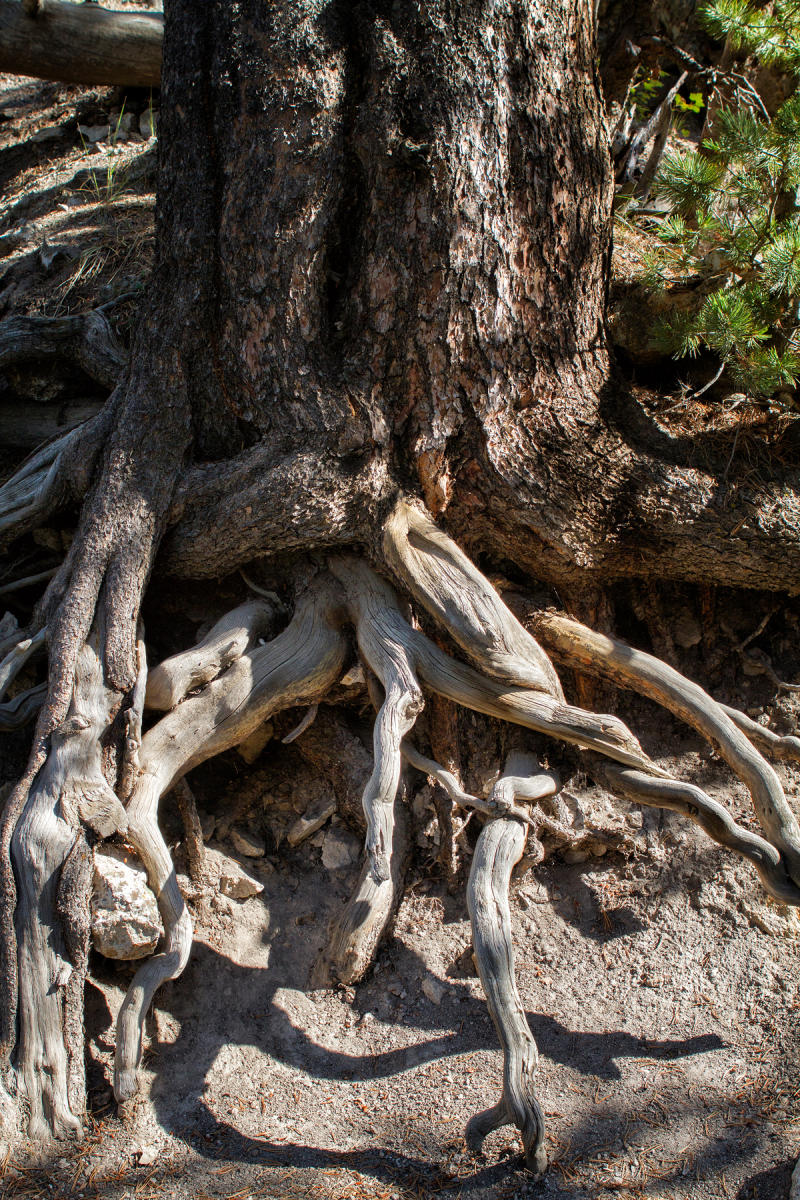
xmin=3 ymin=0 xmax=800 ymax=1171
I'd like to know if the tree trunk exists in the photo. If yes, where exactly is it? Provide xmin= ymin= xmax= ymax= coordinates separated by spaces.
xmin=3 ymin=0 xmax=800 ymax=1174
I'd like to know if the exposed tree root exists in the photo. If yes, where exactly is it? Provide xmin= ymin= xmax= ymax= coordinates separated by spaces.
xmin=312 ymin=790 xmax=409 ymax=988
xmin=0 ymin=312 xmax=126 ymax=391
xmin=591 ymin=756 xmax=800 ymax=905
xmin=11 ymin=623 xmax=126 ymax=1136
xmin=145 ymin=600 xmax=280 ymax=712
xmin=0 ymin=0 xmax=162 ymax=88
xmin=5 ymin=489 xmax=800 ymax=1166
xmin=384 ymin=497 xmax=563 ymax=697
xmin=529 ymin=611 xmax=800 ymax=890
xmin=0 ymin=630 xmax=46 ymax=699
xmin=330 ymin=559 xmax=424 ymax=884
xmin=466 ymin=754 xmax=548 ymax=1175
xmin=719 ymin=705 xmax=800 ymax=765
xmin=115 ymin=577 xmax=349 ymax=1099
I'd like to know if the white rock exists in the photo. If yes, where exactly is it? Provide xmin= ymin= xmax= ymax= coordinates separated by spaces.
xmin=422 ymin=976 xmax=446 ymax=1005
xmin=321 ymin=825 xmax=361 ymax=870
xmin=230 ymin=826 xmax=266 ymax=857
xmin=204 ymin=847 xmax=264 ymax=900
xmin=91 ymin=848 xmax=162 ymax=960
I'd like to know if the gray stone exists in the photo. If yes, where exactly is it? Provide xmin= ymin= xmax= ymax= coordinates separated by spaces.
xmin=287 ymin=791 xmax=336 ymax=846
xmin=321 ymin=825 xmax=361 ymax=870
xmin=31 ymin=126 xmax=61 ymax=143
xmin=78 ymin=123 xmax=110 ymax=144
xmin=422 ymin=976 xmax=446 ymax=1005
xmin=205 ymin=847 xmax=264 ymax=900
xmin=91 ymin=847 xmax=162 ymax=960
xmin=230 ymin=826 xmax=266 ymax=858
xmin=139 ymin=109 xmax=158 ymax=139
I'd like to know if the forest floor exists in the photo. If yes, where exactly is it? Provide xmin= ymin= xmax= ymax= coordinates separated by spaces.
xmin=3 ymin=71 xmax=800 ymax=1200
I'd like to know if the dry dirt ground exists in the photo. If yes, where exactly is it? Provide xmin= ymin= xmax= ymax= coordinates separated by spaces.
xmin=3 ymin=70 xmax=800 ymax=1200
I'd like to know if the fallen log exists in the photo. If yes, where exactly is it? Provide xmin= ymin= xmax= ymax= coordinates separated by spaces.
xmin=0 ymin=0 xmax=162 ymax=89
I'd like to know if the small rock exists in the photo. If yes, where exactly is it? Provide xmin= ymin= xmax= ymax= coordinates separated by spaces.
xmin=321 ymin=825 xmax=361 ymax=870
xmin=562 ymin=848 xmax=590 ymax=864
xmin=31 ymin=125 xmax=62 ymax=143
xmin=136 ymin=1144 xmax=158 ymax=1166
xmin=230 ymin=827 xmax=266 ymax=858
xmin=91 ymin=848 xmax=163 ymax=960
xmin=78 ymin=123 xmax=110 ymax=144
xmin=139 ymin=109 xmax=158 ymax=139
xmin=422 ymin=976 xmax=446 ymax=1005
xmin=287 ymin=791 xmax=336 ymax=846
xmin=236 ymin=721 xmax=273 ymax=764
xmin=117 ymin=112 xmax=135 ymax=134
xmin=674 ymin=609 xmax=702 ymax=649
xmin=219 ymin=870 xmax=263 ymax=900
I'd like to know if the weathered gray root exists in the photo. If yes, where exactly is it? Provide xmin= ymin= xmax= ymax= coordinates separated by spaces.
xmin=312 ymin=789 xmax=408 ymax=988
xmin=0 ymin=312 xmax=126 ymax=391
xmin=0 ymin=630 xmax=46 ymax=699
xmin=388 ymin=594 xmax=660 ymax=772
xmin=466 ymin=754 xmax=547 ymax=1175
xmin=330 ymin=558 xmax=424 ymax=883
xmin=529 ymin=611 xmax=800 ymax=890
xmin=114 ymin=578 xmax=349 ymax=1100
xmin=719 ymin=704 xmax=800 ymax=765
xmin=0 ymin=684 xmax=46 ymax=732
xmin=384 ymin=497 xmax=563 ymax=697
xmin=11 ymin=626 xmax=126 ymax=1136
xmin=591 ymin=757 xmax=800 ymax=905
xmin=0 ymin=431 xmax=75 ymax=544
xmin=145 ymin=599 xmax=281 ymax=711
xmin=0 ymin=0 xmax=162 ymax=88
xmin=401 ymin=740 xmax=548 ymax=828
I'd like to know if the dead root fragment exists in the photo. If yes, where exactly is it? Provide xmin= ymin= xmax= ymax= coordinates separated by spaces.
xmin=529 ymin=611 xmax=800 ymax=889
xmin=466 ymin=753 xmax=548 ymax=1175
xmin=114 ymin=578 xmax=348 ymax=1100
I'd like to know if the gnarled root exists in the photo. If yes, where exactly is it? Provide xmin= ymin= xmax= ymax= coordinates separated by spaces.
xmin=114 ymin=577 xmax=348 ymax=1099
xmin=529 ymin=611 xmax=800 ymax=890
xmin=11 ymin=624 xmax=126 ymax=1136
xmin=466 ymin=754 xmax=548 ymax=1175
xmin=313 ymin=789 xmax=409 ymax=987
xmin=145 ymin=599 xmax=281 ymax=711
xmin=384 ymin=497 xmax=562 ymax=696
xmin=591 ymin=756 xmax=800 ymax=905
xmin=330 ymin=558 xmax=424 ymax=882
